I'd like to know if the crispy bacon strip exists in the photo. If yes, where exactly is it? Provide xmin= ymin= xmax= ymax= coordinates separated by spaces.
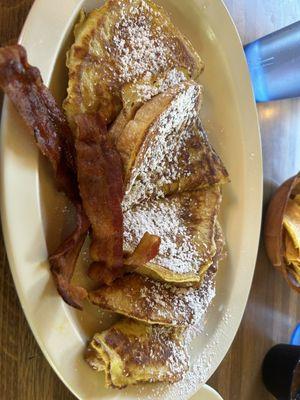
xmin=0 ymin=45 xmax=89 ymax=307
xmin=75 ymin=113 xmax=124 ymax=283
xmin=0 ymin=46 xmax=161 ymax=303
xmin=124 ymin=232 xmax=161 ymax=266
xmin=0 ymin=44 xmax=78 ymax=201
xmin=87 ymin=262 xmax=123 ymax=285
xmin=88 ymin=233 xmax=160 ymax=285
xmin=49 ymin=204 xmax=90 ymax=309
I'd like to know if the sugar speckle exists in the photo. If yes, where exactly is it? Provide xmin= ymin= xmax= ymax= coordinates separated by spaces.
xmin=109 ymin=0 xmax=183 ymax=82
xmin=133 ymin=273 xmax=219 ymax=400
xmin=124 ymin=188 xmax=219 ymax=275
xmin=123 ymin=82 xmax=202 ymax=209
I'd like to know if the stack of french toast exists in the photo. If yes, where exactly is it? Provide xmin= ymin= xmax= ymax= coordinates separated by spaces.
xmin=0 ymin=0 xmax=230 ymax=390
xmin=62 ymin=0 xmax=229 ymax=389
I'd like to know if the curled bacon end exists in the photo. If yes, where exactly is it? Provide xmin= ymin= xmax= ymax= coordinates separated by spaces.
xmin=49 ymin=204 xmax=90 ymax=309
xmin=88 ymin=233 xmax=161 ymax=286
xmin=51 ymin=273 xmax=88 ymax=310
xmin=87 ymin=262 xmax=123 ymax=286
xmin=75 ymin=113 xmax=124 ymax=272
xmin=0 ymin=44 xmax=78 ymax=202
xmin=125 ymin=232 xmax=161 ymax=267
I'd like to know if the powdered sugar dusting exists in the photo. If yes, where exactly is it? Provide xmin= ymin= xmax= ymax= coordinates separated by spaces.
xmin=183 ymin=272 xmax=216 ymax=344
xmin=132 ymin=272 xmax=219 ymax=400
xmin=124 ymin=200 xmax=200 ymax=274
xmin=123 ymin=82 xmax=201 ymax=209
xmin=135 ymin=274 xmax=215 ymax=326
xmin=164 ymin=273 xmax=216 ymax=383
xmin=123 ymin=190 xmax=217 ymax=275
xmin=124 ymin=323 xmax=189 ymax=382
xmin=128 ymin=68 xmax=187 ymax=103
xmin=110 ymin=0 xmax=178 ymax=82
xmin=150 ymin=326 xmax=189 ymax=381
xmin=166 ymin=301 xmax=233 ymax=400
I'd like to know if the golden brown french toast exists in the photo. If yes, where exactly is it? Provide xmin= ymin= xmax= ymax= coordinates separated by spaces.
xmin=64 ymin=0 xmax=204 ymax=130
xmin=116 ymin=81 xmax=228 ymax=210
xmin=108 ymin=67 xmax=189 ymax=144
xmin=88 ymin=265 xmax=220 ymax=326
xmin=89 ymin=274 xmax=193 ymax=326
xmin=88 ymin=220 xmax=224 ymax=325
xmin=123 ymin=187 xmax=222 ymax=284
xmin=85 ymin=318 xmax=188 ymax=388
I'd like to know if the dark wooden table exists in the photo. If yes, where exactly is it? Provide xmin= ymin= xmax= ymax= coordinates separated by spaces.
xmin=1 ymin=0 xmax=300 ymax=399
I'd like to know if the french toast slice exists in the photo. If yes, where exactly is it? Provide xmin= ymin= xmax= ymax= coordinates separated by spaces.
xmin=88 ymin=274 xmax=197 ymax=326
xmin=85 ymin=318 xmax=188 ymax=388
xmin=123 ymin=187 xmax=222 ymax=284
xmin=121 ymin=67 xmax=189 ymax=117
xmin=116 ymin=81 xmax=228 ymax=210
xmin=87 ymin=269 xmax=217 ymax=326
xmin=88 ymin=232 xmax=222 ymax=326
xmin=64 ymin=0 xmax=204 ymax=130
xmin=108 ymin=67 xmax=188 ymax=144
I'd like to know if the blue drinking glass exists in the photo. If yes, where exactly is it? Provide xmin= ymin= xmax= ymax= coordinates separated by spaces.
xmin=244 ymin=21 xmax=300 ymax=102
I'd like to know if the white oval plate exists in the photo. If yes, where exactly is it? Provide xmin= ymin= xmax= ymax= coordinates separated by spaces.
xmin=0 ymin=0 xmax=262 ymax=399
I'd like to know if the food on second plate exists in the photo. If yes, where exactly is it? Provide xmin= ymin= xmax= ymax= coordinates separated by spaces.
xmin=0 ymin=0 xmax=230 ymax=390
xmin=64 ymin=0 xmax=204 ymax=129
xmin=284 ymin=195 xmax=300 ymax=284
xmin=123 ymin=188 xmax=222 ymax=284
xmin=284 ymin=195 xmax=300 ymax=250
xmin=85 ymin=318 xmax=188 ymax=388
xmin=265 ymin=174 xmax=300 ymax=292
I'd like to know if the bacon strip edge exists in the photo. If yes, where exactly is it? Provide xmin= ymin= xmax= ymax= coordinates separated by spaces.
xmin=49 ymin=204 xmax=90 ymax=309
xmin=0 ymin=44 xmax=88 ymax=308
xmin=0 ymin=44 xmax=78 ymax=201
xmin=75 ymin=113 xmax=124 ymax=285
